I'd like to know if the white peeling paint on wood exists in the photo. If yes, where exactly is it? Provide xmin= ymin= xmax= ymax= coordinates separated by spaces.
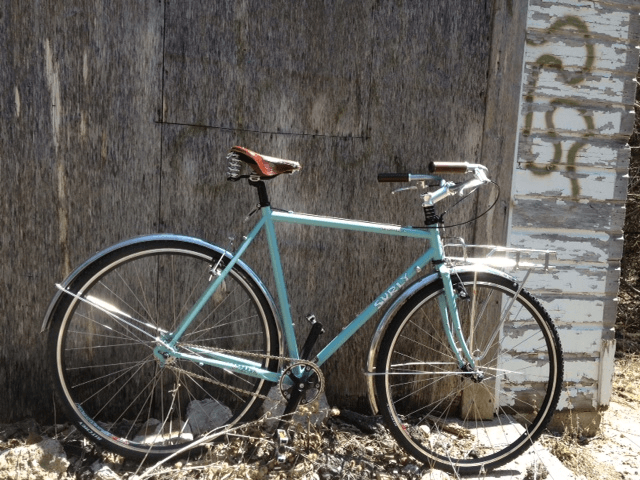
xmin=523 ymin=102 xmax=630 ymax=137
xmin=519 ymin=136 xmax=632 ymax=168
xmin=519 ymin=267 xmax=615 ymax=296
xmin=528 ymin=71 xmax=631 ymax=104
xmin=543 ymin=298 xmax=605 ymax=325
xmin=512 ymin=168 xmax=624 ymax=199
xmin=502 ymin=325 xmax=602 ymax=355
xmin=528 ymin=1 xmax=639 ymax=41
xmin=509 ymin=0 xmax=638 ymax=412
xmin=556 ymin=327 xmax=604 ymax=356
xmin=512 ymin=197 xmax=626 ymax=233
xmin=557 ymin=386 xmax=598 ymax=411
xmin=598 ymin=338 xmax=616 ymax=405
xmin=560 ymin=358 xmax=600 ymax=386
xmin=510 ymin=229 xmax=618 ymax=263
xmin=545 ymin=298 xmax=604 ymax=327
xmin=525 ymin=37 xmax=637 ymax=73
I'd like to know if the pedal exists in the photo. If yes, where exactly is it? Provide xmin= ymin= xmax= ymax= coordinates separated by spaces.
xmin=300 ymin=315 xmax=324 ymax=360
xmin=275 ymin=428 xmax=289 ymax=464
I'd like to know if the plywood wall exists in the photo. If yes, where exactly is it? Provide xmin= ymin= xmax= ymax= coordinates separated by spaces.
xmin=0 ymin=0 xmax=527 ymax=421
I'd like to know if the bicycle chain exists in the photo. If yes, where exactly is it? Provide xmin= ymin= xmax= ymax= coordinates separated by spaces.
xmin=166 ymin=344 xmax=324 ymax=406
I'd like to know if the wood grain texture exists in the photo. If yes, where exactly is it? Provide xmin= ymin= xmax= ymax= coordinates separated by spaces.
xmin=1 ymin=0 xmax=530 ymax=421
xmin=159 ymin=0 xmax=504 ymax=411
xmin=0 ymin=0 xmax=164 ymax=421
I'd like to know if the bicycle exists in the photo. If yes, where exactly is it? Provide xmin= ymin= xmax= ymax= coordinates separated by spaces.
xmin=42 ymin=146 xmax=563 ymax=475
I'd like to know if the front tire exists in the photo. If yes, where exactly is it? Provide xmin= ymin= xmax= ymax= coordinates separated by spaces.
xmin=375 ymin=272 xmax=563 ymax=475
xmin=46 ymin=239 xmax=280 ymax=460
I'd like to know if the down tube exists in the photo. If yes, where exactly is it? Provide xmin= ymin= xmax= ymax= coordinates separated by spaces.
xmin=314 ymin=245 xmax=437 ymax=367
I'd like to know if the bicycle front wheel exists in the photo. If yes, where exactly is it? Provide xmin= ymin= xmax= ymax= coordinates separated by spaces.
xmin=375 ymin=272 xmax=563 ymax=475
xmin=46 ymin=238 xmax=280 ymax=460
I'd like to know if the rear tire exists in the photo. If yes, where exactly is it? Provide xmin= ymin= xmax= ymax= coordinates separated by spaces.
xmin=47 ymin=239 xmax=280 ymax=460
xmin=375 ymin=272 xmax=562 ymax=475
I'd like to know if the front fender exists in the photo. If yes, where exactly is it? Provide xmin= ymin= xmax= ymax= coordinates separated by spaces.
xmin=365 ymin=264 xmax=516 ymax=414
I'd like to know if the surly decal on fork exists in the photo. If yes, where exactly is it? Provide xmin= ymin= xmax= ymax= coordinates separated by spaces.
xmin=374 ymin=273 xmax=410 ymax=310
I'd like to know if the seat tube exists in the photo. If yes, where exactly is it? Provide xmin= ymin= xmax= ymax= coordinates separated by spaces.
xmin=262 ymin=206 xmax=300 ymax=360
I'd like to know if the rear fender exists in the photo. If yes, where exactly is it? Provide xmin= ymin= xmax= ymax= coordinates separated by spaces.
xmin=41 ymin=234 xmax=284 ymax=357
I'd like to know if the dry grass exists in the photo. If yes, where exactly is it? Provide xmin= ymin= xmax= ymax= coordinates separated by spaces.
xmin=541 ymin=355 xmax=640 ymax=480
xmin=612 ymin=354 xmax=640 ymax=405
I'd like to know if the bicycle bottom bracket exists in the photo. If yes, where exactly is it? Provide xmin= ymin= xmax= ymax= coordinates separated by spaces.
xmin=279 ymin=362 xmax=325 ymax=405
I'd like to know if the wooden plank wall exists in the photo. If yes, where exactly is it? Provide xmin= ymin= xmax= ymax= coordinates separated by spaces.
xmin=510 ymin=0 xmax=640 ymax=415
xmin=0 ymin=2 xmax=164 ymax=422
xmin=0 ymin=0 xmax=528 ymax=421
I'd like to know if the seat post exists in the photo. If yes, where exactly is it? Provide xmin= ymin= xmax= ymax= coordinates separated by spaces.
xmin=248 ymin=178 xmax=271 ymax=207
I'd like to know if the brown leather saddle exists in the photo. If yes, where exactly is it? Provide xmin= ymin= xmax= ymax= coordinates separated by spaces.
xmin=229 ymin=146 xmax=302 ymax=178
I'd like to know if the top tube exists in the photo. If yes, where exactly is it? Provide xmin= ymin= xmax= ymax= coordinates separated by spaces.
xmin=270 ymin=210 xmax=434 ymax=240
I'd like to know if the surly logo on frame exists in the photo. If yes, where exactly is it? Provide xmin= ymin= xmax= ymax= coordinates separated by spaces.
xmin=374 ymin=273 xmax=410 ymax=310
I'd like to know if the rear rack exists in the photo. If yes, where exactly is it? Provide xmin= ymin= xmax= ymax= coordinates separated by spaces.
xmin=444 ymin=239 xmax=555 ymax=272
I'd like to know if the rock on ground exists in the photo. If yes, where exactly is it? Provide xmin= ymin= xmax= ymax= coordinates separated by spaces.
xmin=0 ymin=437 xmax=71 ymax=480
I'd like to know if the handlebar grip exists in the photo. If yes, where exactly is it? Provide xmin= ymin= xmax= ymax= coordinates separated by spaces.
xmin=428 ymin=162 xmax=469 ymax=174
xmin=377 ymin=173 xmax=410 ymax=183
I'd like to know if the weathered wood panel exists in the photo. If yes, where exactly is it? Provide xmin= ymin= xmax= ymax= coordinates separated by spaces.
xmin=163 ymin=0 xmax=372 ymax=137
xmin=0 ymin=1 xmax=164 ymax=422
xmin=476 ymin=0 xmax=530 ymax=246
xmin=510 ymin=0 xmax=638 ymax=415
xmin=159 ymin=0 xmax=509 ymax=411
xmin=0 ymin=0 xmax=528 ymax=422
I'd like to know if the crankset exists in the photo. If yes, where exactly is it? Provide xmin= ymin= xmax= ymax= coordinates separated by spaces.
xmin=279 ymin=361 xmax=325 ymax=406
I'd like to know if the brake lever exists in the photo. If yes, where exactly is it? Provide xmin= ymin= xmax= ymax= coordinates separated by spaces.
xmin=456 ymin=178 xmax=485 ymax=196
xmin=391 ymin=186 xmax=418 ymax=195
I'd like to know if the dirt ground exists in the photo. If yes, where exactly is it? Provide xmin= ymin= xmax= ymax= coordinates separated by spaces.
xmin=0 ymin=356 xmax=639 ymax=480
xmin=538 ymin=355 xmax=640 ymax=480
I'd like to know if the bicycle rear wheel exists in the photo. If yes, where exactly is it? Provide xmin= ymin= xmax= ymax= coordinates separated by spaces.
xmin=375 ymin=271 xmax=562 ymax=475
xmin=46 ymin=238 xmax=280 ymax=460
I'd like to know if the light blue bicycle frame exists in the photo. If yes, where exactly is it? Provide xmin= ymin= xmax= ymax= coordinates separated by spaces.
xmin=153 ymin=206 xmax=475 ymax=383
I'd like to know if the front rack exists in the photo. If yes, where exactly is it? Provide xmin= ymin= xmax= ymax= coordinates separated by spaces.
xmin=444 ymin=238 xmax=555 ymax=272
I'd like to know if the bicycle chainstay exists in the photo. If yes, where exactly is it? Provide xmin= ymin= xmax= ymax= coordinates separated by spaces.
xmin=166 ymin=344 xmax=324 ymax=405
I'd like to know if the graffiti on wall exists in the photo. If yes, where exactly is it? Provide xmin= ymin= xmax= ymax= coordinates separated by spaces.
xmin=522 ymin=16 xmax=595 ymax=199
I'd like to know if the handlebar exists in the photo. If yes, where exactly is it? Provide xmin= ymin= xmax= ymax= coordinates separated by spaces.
xmin=377 ymin=173 xmax=410 ymax=183
xmin=429 ymin=162 xmax=477 ymax=174
xmin=377 ymin=173 xmax=441 ymax=183
xmin=378 ymin=162 xmax=487 ymax=182
xmin=377 ymin=161 xmax=491 ymax=206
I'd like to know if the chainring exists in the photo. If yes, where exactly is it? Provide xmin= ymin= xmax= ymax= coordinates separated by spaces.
xmin=278 ymin=362 xmax=325 ymax=405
